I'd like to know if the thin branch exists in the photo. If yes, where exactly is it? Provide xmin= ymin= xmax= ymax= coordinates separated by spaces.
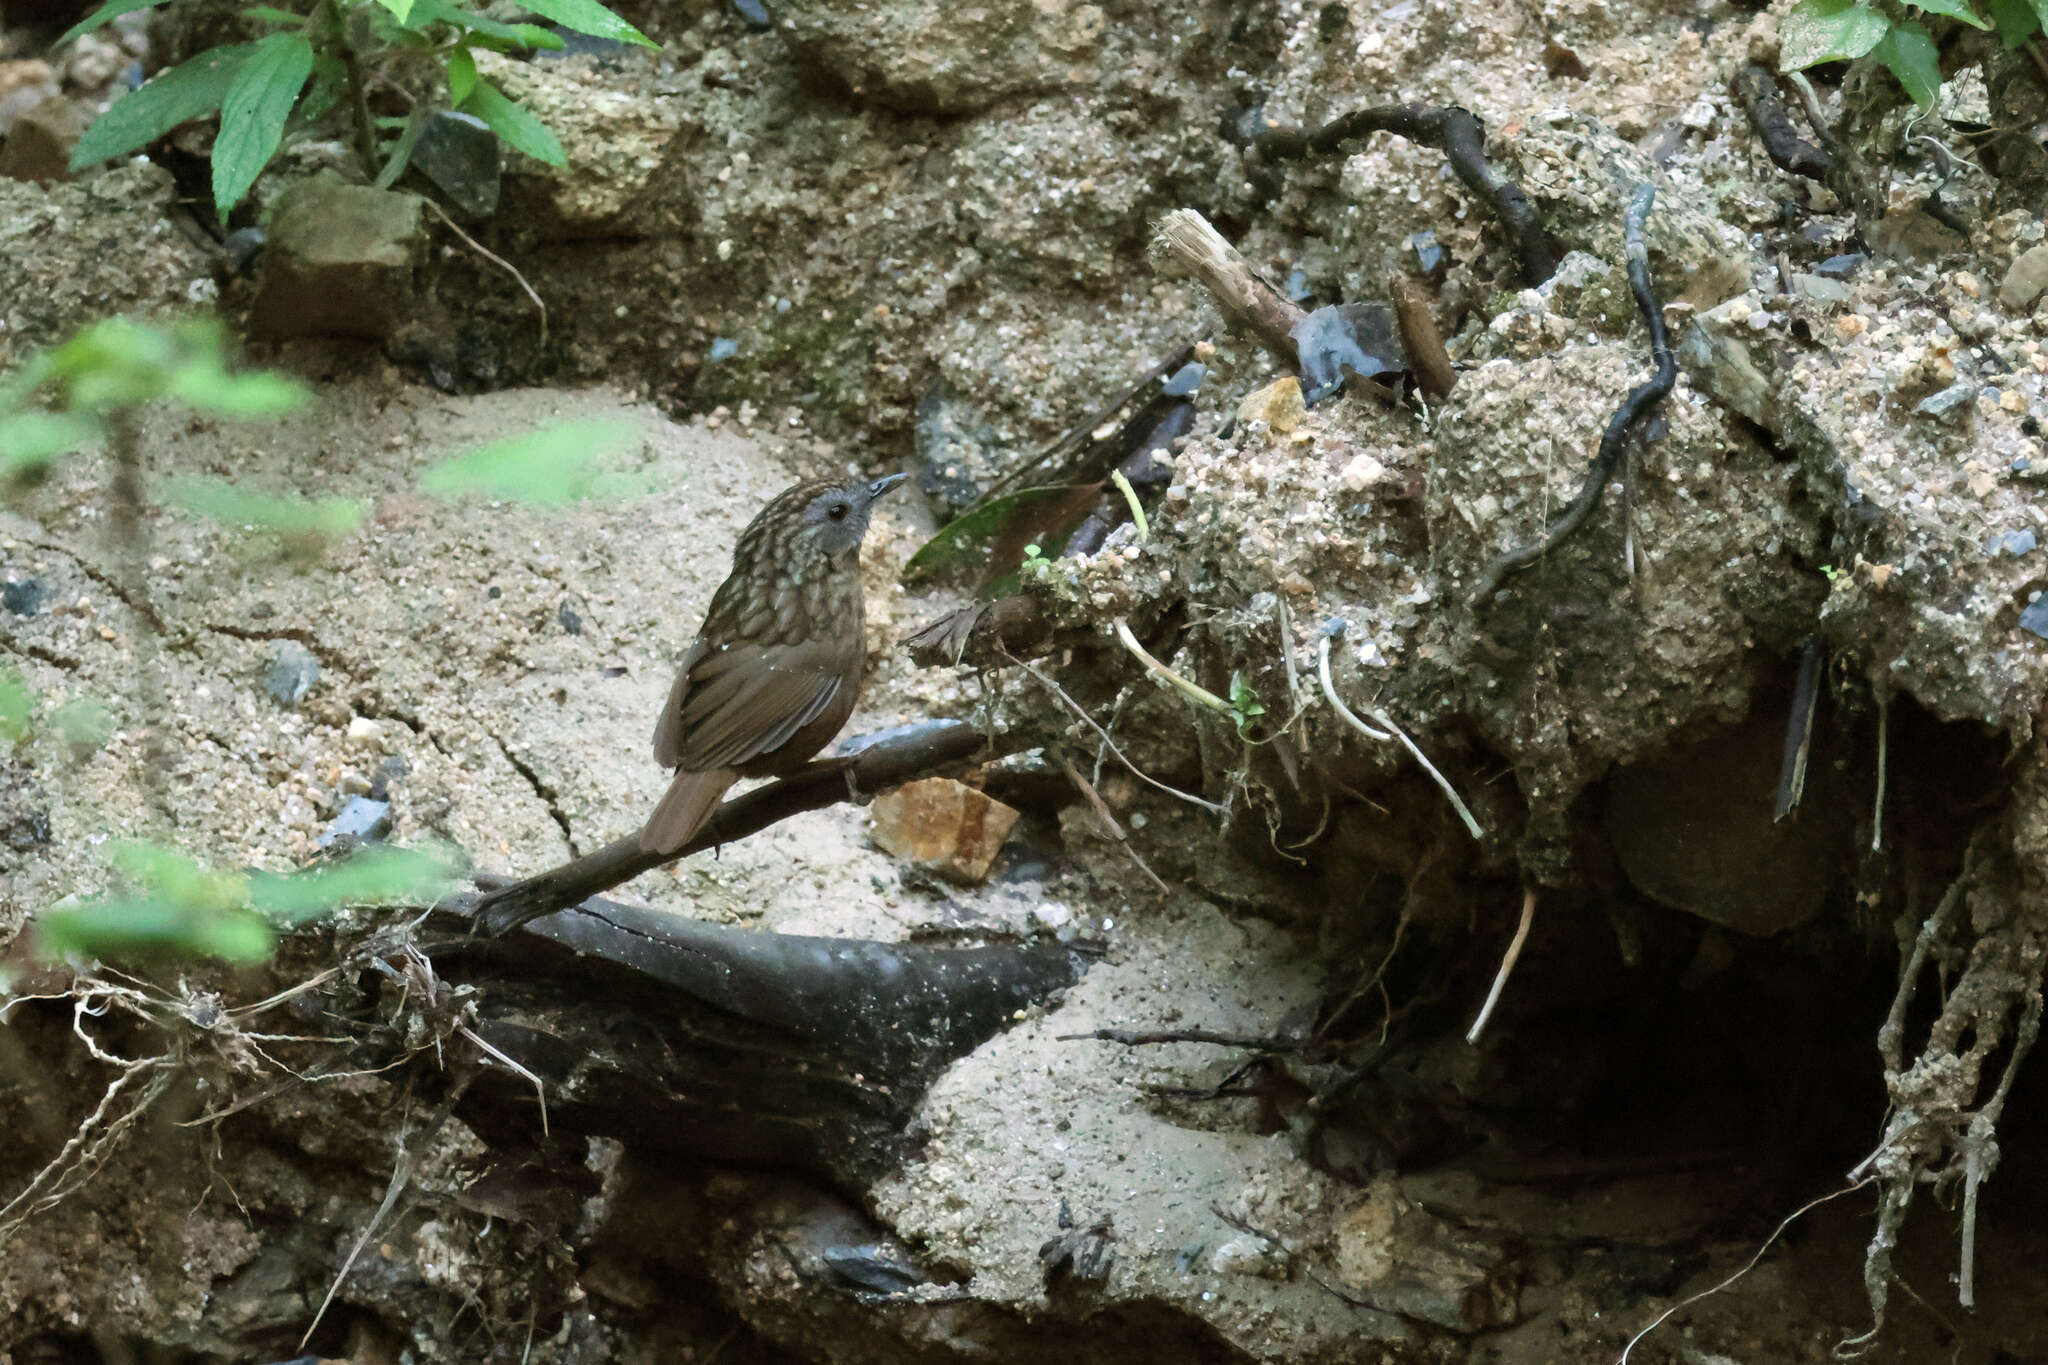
xmin=1008 ymin=652 xmax=1228 ymax=816
xmin=472 ymin=719 xmax=992 ymax=934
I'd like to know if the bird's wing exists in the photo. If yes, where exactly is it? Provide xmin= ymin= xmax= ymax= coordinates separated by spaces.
xmin=661 ymin=637 xmax=847 ymax=773
xmin=652 ymin=637 xmax=708 ymax=769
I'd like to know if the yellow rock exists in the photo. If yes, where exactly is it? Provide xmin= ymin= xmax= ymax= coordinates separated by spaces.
xmin=1237 ymin=377 xmax=1305 ymax=433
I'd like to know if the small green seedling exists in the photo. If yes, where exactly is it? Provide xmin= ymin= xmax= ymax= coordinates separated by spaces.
xmin=61 ymin=0 xmax=656 ymax=219
xmin=1778 ymin=0 xmax=2028 ymax=110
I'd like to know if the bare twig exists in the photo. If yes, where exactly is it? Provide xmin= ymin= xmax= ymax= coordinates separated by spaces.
xmin=422 ymin=198 xmax=547 ymax=345
xmin=1471 ymin=182 xmax=1675 ymax=603
xmin=1465 ymin=889 xmax=1536 ymax=1044
xmin=1051 ymin=746 xmax=1171 ymax=894
xmin=1009 ymin=652 xmax=1228 ymax=816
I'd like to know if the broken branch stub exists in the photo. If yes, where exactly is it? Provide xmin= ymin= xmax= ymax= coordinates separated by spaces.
xmin=1149 ymin=209 xmax=1305 ymax=370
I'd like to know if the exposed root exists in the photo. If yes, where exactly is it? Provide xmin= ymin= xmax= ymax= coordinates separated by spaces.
xmin=1470 ymin=182 xmax=1675 ymax=605
xmin=1465 ymin=888 xmax=1537 ymax=1045
xmin=1616 ymin=1173 xmax=1877 ymax=1364
xmin=1317 ymin=630 xmax=1483 ymax=841
xmin=1252 ymin=103 xmax=1558 ymax=285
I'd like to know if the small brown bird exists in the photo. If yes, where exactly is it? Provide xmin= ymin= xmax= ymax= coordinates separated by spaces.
xmin=640 ymin=472 xmax=908 ymax=854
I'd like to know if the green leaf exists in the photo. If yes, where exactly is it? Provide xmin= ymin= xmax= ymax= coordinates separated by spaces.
xmin=1779 ymin=0 xmax=1893 ymax=70
xmin=55 ymin=0 xmax=159 ymax=49
xmin=374 ymin=0 xmax=416 ymax=20
xmin=409 ymin=0 xmax=564 ymax=47
xmin=515 ymin=0 xmax=657 ymax=48
xmin=421 ymin=419 xmax=641 ymax=503
xmin=0 ymin=669 xmax=33 ymax=744
xmin=212 ymin=31 xmax=314 ymax=218
xmin=1876 ymin=20 xmax=1944 ymax=106
xmin=446 ymin=46 xmax=477 ymax=106
xmin=52 ymin=697 xmax=115 ymax=755
xmin=0 ymin=411 xmax=99 ymax=477
xmin=1989 ymin=0 xmax=2043 ymax=45
xmin=248 ymin=846 xmax=455 ymax=924
xmin=242 ymin=5 xmax=307 ymax=24
xmin=70 ymin=44 xmax=253 ymax=172
xmin=1905 ymin=0 xmax=1990 ymax=26
xmin=458 ymin=77 xmax=566 ymax=164
xmin=37 ymin=898 xmax=276 ymax=963
xmin=162 ymin=476 xmax=365 ymax=539
xmin=901 ymin=484 xmax=1100 ymax=587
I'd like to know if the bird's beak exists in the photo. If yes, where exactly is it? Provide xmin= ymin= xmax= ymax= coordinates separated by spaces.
xmin=865 ymin=472 xmax=910 ymax=503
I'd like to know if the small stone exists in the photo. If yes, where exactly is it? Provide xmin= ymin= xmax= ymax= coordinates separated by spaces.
xmin=2 ymin=577 xmax=48 ymax=617
xmin=2021 ymin=595 xmax=2048 ymax=640
xmin=707 ymin=337 xmax=739 ymax=362
xmin=1814 ymin=253 xmax=1866 ymax=280
xmin=1988 ymin=529 xmax=2037 ymax=557
xmin=319 ymin=796 xmax=393 ymax=848
xmin=1237 ymin=377 xmax=1306 ymax=434
xmin=345 ymin=716 xmax=384 ymax=748
xmin=264 ymin=642 xmax=321 ymax=707
xmin=410 ymin=110 xmax=501 ymax=218
xmin=1031 ymin=901 xmax=1072 ymax=931
xmin=0 ymin=96 xmax=89 ymax=184
xmin=1915 ymin=382 xmax=1977 ymax=418
xmin=1339 ymin=454 xmax=1387 ymax=491
xmin=867 ymin=777 xmax=1021 ymax=884
xmin=2002 ymin=389 xmax=2026 ymax=413
xmin=1408 ymin=229 xmax=1446 ymax=281
xmin=1211 ymin=1234 xmax=1288 ymax=1280
xmin=1792 ymin=273 xmax=1851 ymax=305
xmin=249 ymin=182 xmax=426 ymax=341
xmin=1954 ymin=271 xmax=1981 ymax=298
xmin=1836 ymin=314 xmax=1868 ymax=337
xmin=2000 ymin=243 xmax=2048 ymax=311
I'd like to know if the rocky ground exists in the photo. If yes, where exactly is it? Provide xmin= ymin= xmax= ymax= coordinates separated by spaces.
xmin=6 ymin=0 xmax=2048 ymax=1361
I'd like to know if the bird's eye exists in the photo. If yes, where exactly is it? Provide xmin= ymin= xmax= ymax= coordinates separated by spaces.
xmin=827 ymin=502 xmax=850 ymax=521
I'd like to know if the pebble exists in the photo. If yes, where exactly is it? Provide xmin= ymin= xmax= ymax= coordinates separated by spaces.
xmin=264 ymin=642 xmax=321 ymax=707
xmin=1999 ymin=243 xmax=2048 ymax=311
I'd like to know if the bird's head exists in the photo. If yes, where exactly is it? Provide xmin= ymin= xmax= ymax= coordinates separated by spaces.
xmin=773 ymin=472 xmax=909 ymax=563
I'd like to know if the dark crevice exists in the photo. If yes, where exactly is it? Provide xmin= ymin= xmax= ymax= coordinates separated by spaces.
xmin=22 ymin=539 xmax=166 ymax=633
xmin=490 ymin=729 xmax=579 ymax=855
xmin=0 ymin=637 xmax=85 ymax=672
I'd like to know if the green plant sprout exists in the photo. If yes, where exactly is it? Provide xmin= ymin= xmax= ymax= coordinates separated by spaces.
xmin=0 ymin=315 xmax=308 ymax=482
xmin=1778 ymin=0 xmax=2037 ymax=109
xmin=60 ymin=0 xmax=656 ymax=219
xmin=35 ymin=840 xmax=457 ymax=964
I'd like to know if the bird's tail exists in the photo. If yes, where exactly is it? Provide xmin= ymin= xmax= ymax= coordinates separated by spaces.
xmin=640 ymin=767 xmax=740 ymax=854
